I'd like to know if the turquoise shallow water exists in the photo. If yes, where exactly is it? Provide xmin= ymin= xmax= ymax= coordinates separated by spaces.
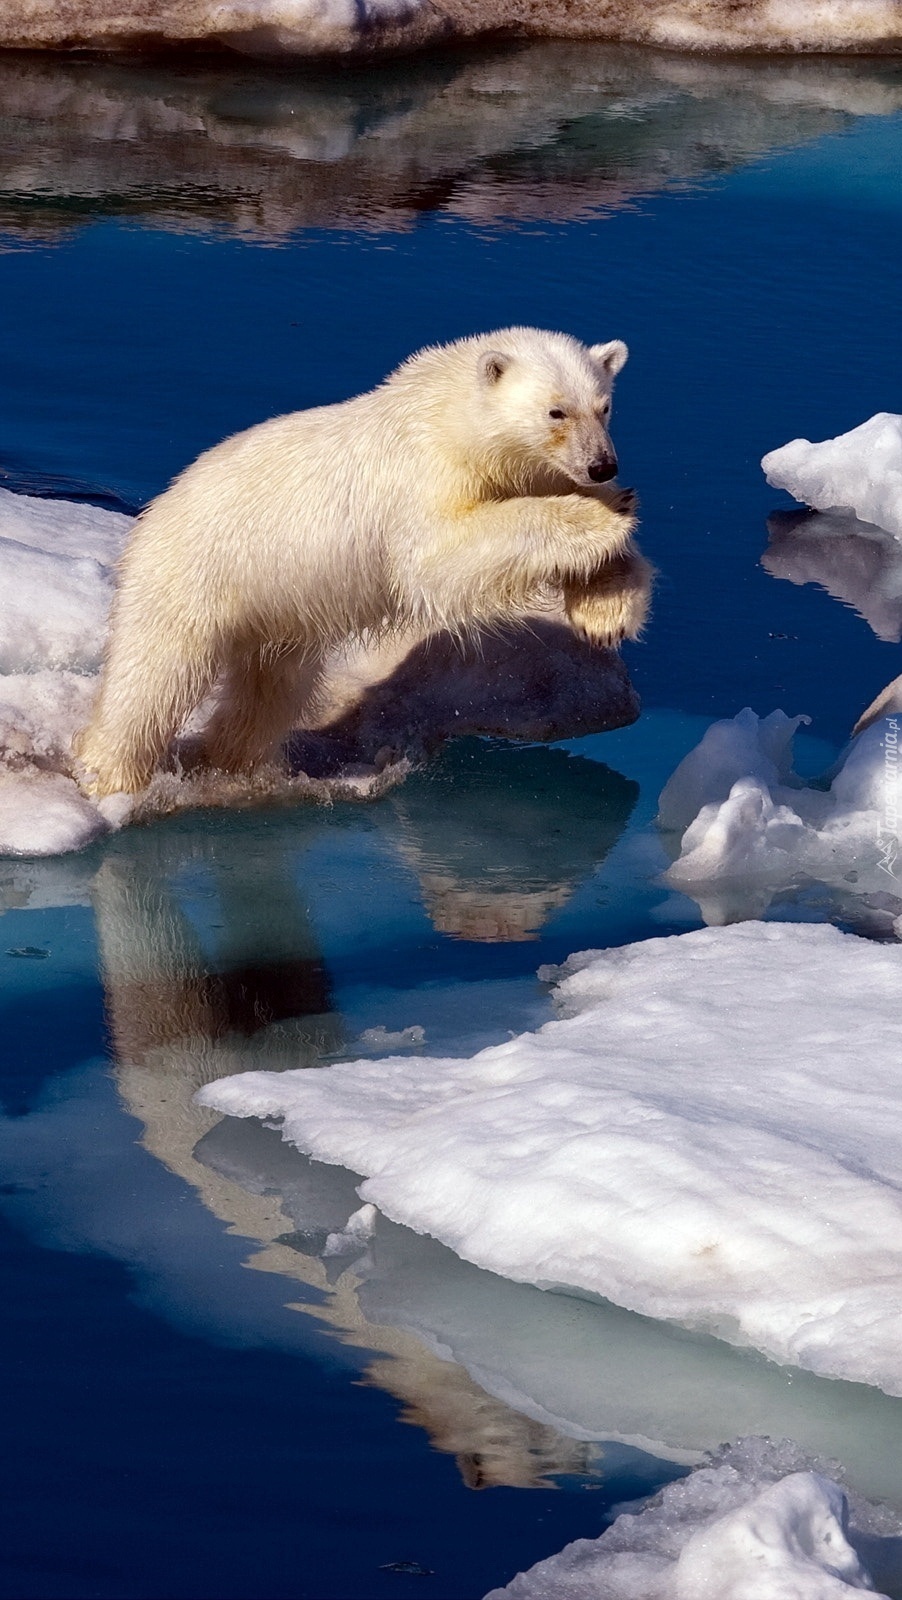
xmin=1 ymin=43 xmax=902 ymax=1598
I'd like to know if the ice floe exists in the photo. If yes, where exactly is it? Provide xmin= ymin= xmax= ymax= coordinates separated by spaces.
xmin=1 ymin=0 xmax=899 ymax=57
xmin=0 ymin=486 xmax=637 ymax=857
xmin=485 ymin=1438 xmax=902 ymax=1600
xmin=763 ymin=414 xmax=902 ymax=540
xmin=0 ymin=0 xmax=444 ymax=59
xmin=198 ymin=919 xmax=902 ymax=1394
xmin=658 ymin=707 xmax=902 ymax=926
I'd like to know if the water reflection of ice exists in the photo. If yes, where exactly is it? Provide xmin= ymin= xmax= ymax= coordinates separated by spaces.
xmin=1 ymin=48 xmax=901 ymax=242
xmin=190 ymin=1115 xmax=902 ymax=1509
xmin=763 ymin=509 xmax=902 ymax=645
xmin=0 ymin=749 xmax=647 ymax=1494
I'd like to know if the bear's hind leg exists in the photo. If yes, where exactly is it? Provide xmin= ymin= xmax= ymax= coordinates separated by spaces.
xmin=201 ymin=641 xmax=323 ymax=775
xmin=77 ymin=636 xmax=219 ymax=797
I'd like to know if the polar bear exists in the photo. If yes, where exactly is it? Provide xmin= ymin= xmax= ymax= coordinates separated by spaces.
xmin=77 ymin=326 xmax=649 ymax=797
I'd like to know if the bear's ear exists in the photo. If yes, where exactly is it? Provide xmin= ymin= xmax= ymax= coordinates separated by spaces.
xmin=478 ymin=349 xmax=511 ymax=386
xmin=589 ymin=340 xmax=629 ymax=376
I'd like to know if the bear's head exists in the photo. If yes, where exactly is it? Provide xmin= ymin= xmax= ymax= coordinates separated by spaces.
xmin=475 ymin=328 xmax=628 ymax=490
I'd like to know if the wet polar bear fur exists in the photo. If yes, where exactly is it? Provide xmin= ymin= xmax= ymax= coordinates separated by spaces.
xmin=77 ymin=326 xmax=650 ymax=797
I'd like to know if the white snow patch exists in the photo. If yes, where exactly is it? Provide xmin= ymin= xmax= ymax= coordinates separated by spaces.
xmin=763 ymin=414 xmax=902 ymax=540
xmin=0 ymin=766 xmax=107 ymax=856
xmin=0 ymin=491 xmax=132 ymax=856
xmin=485 ymin=1438 xmax=902 ymax=1600
xmin=658 ymin=707 xmax=902 ymax=924
xmin=0 ymin=486 xmax=127 ymax=674
xmin=198 ymin=920 xmax=902 ymax=1394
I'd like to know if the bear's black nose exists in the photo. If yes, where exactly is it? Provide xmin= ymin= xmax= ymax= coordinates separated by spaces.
xmin=587 ymin=459 xmax=617 ymax=483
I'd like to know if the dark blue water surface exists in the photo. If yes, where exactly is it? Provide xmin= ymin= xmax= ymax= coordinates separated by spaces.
xmin=1 ymin=43 xmax=902 ymax=1599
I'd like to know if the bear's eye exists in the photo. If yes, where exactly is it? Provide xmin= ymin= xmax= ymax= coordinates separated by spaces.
xmin=548 ymin=408 xmax=566 ymax=421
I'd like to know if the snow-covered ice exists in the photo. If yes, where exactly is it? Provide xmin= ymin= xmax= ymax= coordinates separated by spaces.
xmin=0 ymin=491 xmax=130 ymax=856
xmin=0 ymin=487 xmax=126 ymax=673
xmin=2 ymin=0 xmax=899 ymax=56
xmin=658 ymin=707 xmax=902 ymax=925
xmin=198 ymin=919 xmax=902 ymax=1394
xmin=0 ymin=0 xmax=442 ymax=59
xmin=485 ymin=1439 xmax=902 ymax=1600
xmin=763 ymin=414 xmax=902 ymax=540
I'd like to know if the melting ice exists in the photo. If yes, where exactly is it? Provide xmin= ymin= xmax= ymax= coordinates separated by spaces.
xmin=658 ymin=707 xmax=902 ymax=927
xmin=763 ymin=414 xmax=902 ymax=540
xmin=486 ymin=1439 xmax=902 ymax=1600
xmin=198 ymin=920 xmax=902 ymax=1394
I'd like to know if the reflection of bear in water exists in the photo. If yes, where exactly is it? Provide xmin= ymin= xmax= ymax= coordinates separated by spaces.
xmin=388 ymin=740 xmax=638 ymax=941
xmin=95 ymin=817 xmax=343 ymax=1083
xmin=77 ymin=327 xmax=649 ymax=797
xmin=91 ymin=809 xmax=601 ymax=1492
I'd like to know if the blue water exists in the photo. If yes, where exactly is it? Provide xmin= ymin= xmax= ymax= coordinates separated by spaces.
xmin=1 ymin=44 xmax=902 ymax=1598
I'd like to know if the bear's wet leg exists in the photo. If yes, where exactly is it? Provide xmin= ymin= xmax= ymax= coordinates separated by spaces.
xmin=202 ymin=641 xmax=324 ymax=774
xmin=77 ymin=637 xmax=219 ymax=797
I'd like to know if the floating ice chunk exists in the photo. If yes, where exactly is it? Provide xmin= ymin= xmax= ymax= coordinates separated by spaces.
xmin=763 ymin=414 xmax=902 ymax=540
xmin=198 ymin=921 xmax=902 ymax=1394
xmin=657 ymin=708 xmax=808 ymax=837
xmin=356 ymin=1025 xmax=426 ymax=1050
xmin=659 ymin=708 xmax=902 ymax=924
xmin=854 ymin=672 xmax=902 ymax=734
xmin=485 ymin=1439 xmax=901 ymax=1600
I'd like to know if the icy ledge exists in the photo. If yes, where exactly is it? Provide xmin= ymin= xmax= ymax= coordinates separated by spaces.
xmin=0 ymin=0 xmax=899 ymax=56
xmin=485 ymin=1438 xmax=902 ymax=1600
xmin=763 ymin=414 xmax=902 ymax=540
xmin=199 ymin=920 xmax=902 ymax=1395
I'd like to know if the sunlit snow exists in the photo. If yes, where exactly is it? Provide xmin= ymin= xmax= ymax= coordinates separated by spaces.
xmin=198 ymin=920 xmax=902 ymax=1394
xmin=658 ymin=707 xmax=902 ymax=925
xmin=485 ymin=1439 xmax=902 ymax=1600
xmin=763 ymin=414 xmax=902 ymax=539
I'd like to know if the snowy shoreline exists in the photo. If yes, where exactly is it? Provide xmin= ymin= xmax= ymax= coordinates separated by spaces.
xmin=0 ymin=0 xmax=899 ymax=60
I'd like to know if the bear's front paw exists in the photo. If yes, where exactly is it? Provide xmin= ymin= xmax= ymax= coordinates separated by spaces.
xmin=563 ymin=550 xmax=654 ymax=648
xmin=605 ymin=485 xmax=639 ymax=518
